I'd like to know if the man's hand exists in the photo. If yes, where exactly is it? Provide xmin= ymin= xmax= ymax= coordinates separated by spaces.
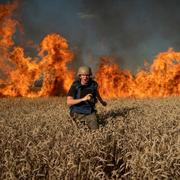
xmin=82 ymin=94 xmax=92 ymax=101
xmin=101 ymin=101 xmax=107 ymax=106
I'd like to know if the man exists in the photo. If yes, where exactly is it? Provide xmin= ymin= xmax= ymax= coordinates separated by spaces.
xmin=67 ymin=66 xmax=107 ymax=130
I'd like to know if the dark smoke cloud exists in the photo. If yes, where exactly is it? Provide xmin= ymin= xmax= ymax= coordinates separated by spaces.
xmin=148 ymin=0 xmax=180 ymax=37
xmin=80 ymin=0 xmax=147 ymax=48
xmin=1 ymin=0 xmax=179 ymax=72
xmin=79 ymin=0 xmax=180 ymax=70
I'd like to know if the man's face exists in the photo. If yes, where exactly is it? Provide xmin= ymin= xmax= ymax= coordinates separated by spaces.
xmin=80 ymin=74 xmax=90 ymax=85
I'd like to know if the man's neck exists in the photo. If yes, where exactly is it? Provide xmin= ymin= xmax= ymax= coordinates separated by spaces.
xmin=81 ymin=82 xmax=88 ymax=86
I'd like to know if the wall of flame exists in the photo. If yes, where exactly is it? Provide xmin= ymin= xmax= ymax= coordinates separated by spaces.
xmin=0 ymin=1 xmax=179 ymax=98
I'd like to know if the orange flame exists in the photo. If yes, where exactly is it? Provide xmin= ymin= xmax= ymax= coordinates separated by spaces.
xmin=96 ymin=49 xmax=180 ymax=98
xmin=95 ymin=57 xmax=134 ymax=98
xmin=38 ymin=33 xmax=74 ymax=96
xmin=0 ymin=33 xmax=74 ymax=97
xmin=0 ymin=1 xmax=18 ymax=80
xmin=0 ymin=1 xmax=74 ymax=97
xmin=0 ymin=1 xmax=179 ymax=98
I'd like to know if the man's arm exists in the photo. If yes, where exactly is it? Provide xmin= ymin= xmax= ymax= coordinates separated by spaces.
xmin=67 ymin=94 xmax=92 ymax=107
xmin=96 ymin=89 xmax=107 ymax=106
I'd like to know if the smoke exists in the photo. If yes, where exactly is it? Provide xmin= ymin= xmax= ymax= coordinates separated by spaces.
xmin=79 ymin=0 xmax=180 ymax=70
xmin=2 ymin=0 xmax=180 ymax=72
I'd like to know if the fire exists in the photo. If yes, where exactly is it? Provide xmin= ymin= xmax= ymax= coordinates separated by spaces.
xmin=0 ymin=1 xmax=74 ymax=97
xmin=96 ymin=49 xmax=180 ymax=98
xmin=38 ymin=34 xmax=74 ymax=96
xmin=95 ymin=57 xmax=134 ymax=98
xmin=0 ymin=1 xmax=18 ymax=81
xmin=0 ymin=33 xmax=74 ymax=97
xmin=0 ymin=1 xmax=179 ymax=98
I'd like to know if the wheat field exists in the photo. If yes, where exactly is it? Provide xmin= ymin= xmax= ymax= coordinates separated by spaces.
xmin=0 ymin=97 xmax=179 ymax=179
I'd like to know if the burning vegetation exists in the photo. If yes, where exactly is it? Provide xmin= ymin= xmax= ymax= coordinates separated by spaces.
xmin=96 ymin=51 xmax=180 ymax=98
xmin=0 ymin=1 xmax=179 ymax=98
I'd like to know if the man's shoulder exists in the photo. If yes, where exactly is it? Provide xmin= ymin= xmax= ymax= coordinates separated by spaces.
xmin=67 ymin=81 xmax=79 ymax=96
xmin=71 ymin=80 xmax=81 ymax=89
xmin=91 ymin=80 xmax=98 ymax=88
xmin=70 ymin=79 xmax=98 ymax=89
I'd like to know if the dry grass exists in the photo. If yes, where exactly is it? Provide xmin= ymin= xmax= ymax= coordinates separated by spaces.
xmin=0 ymin=97 xmax=179 ymax=179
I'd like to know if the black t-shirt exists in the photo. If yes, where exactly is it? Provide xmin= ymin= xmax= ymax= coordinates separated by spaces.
xmin=67 ymin=80 xmax=98 ymax=98
xmin=67 ymin=80 xmax=98 ymax=112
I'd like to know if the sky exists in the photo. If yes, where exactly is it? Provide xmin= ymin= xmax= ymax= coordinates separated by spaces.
xmin=1 ymin=0 xmax=180 ymax=73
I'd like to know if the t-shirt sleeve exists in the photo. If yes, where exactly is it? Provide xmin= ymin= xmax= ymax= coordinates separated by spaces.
xmin=67 ymin=84 xmax=77 ymax=97
xmin=93 ymin=80 xmax=98 ymax=89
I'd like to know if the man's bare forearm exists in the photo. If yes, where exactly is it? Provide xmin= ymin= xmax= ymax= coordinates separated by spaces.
xmin=67 ymin=94 xmax=92 ymax=107
xmin=67 ymin=97 xmax=84 ymax=106
xmin=97 ymin=90 xmax=107 ymax=106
